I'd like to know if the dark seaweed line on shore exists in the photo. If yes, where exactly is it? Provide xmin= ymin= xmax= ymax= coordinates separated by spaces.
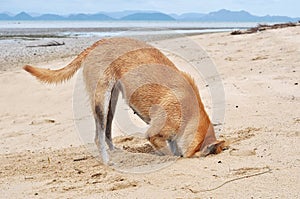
xmin=231 ymin=21 xmax=300 ymax=35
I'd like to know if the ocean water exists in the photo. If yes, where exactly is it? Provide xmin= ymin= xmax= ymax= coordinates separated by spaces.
xmin=0 ymin=20 xmax=264 ymax=37
xmin=0 ymin=20 xmax=261 ymax=29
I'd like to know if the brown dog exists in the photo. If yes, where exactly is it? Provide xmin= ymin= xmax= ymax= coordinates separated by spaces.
xmin=24 ymin=37 xmax=224 ymax=163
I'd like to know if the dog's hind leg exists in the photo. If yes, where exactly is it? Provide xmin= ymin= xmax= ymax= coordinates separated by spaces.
xmin=94 ymin=105 xmax=109 ymax=164
xmin=105 ymin=84 xmax=119 ymax=150
xmin=104 ymin=102 xmax=114 ymax=150
xmin=93 ymin=79 xmax=116 ymax=164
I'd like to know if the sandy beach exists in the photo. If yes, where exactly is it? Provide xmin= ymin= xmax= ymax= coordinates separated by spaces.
xmin=0 ymin=26 xmax=299 ymax=198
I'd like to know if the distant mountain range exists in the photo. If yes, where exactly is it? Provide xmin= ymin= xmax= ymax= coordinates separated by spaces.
xmin=121 ymin=13 xmax=175 ymax=21
xmin=0 ymin=9 xmax=299 ymax=22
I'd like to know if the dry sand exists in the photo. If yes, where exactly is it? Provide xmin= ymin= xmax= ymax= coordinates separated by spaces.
xmin=0 ymin=26 xmax=299 ymax=198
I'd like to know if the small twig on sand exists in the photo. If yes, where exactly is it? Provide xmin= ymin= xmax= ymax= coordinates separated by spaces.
xmin=26 ymin=40 xmax=65 ymax=48
xmin=73 ymin=156 xmax=88 ymax=162
xmin=24 ymin=176 xmax=34 ymax=180
xmin=188 ymin=166 xmax=271 ymax=193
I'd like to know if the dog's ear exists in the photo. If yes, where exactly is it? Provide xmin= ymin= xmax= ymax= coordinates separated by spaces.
xmin=199 ymin=140 xmax=225 ymax=157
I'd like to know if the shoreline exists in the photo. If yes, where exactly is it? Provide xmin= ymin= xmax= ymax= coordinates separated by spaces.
xmin=0 ymin=26 xmax=238 ymax=40
xmin=0 ymin=21 xmax=256 ymax=39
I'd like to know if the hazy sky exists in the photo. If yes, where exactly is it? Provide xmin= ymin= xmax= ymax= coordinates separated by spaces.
xmin=1 ymin=0 xmax=299 ymax=17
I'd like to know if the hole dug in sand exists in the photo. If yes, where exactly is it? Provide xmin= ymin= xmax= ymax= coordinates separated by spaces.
xmin=109 ymin=135 xmax=178 ymax=173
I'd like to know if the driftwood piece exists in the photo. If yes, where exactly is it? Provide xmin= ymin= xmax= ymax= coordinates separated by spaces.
xmin=231 ymin=22 xmax=300 ymax=35
xmin=26 ymin=41 xmax=65 ymax=48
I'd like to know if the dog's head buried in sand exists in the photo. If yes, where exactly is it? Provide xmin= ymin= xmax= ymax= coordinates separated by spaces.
xmin=24 ymin=37 xmax=225 ymax=164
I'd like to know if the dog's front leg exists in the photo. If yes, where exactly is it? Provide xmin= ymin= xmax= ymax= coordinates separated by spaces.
xmin=146 ymin=126 xmax=173 ymax=156
xmin=167 ymin=139 xmax=182 ymax=156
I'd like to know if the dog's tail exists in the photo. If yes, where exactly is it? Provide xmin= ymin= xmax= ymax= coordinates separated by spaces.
xmin=23 ymin=40 xmax=104 ymax=84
